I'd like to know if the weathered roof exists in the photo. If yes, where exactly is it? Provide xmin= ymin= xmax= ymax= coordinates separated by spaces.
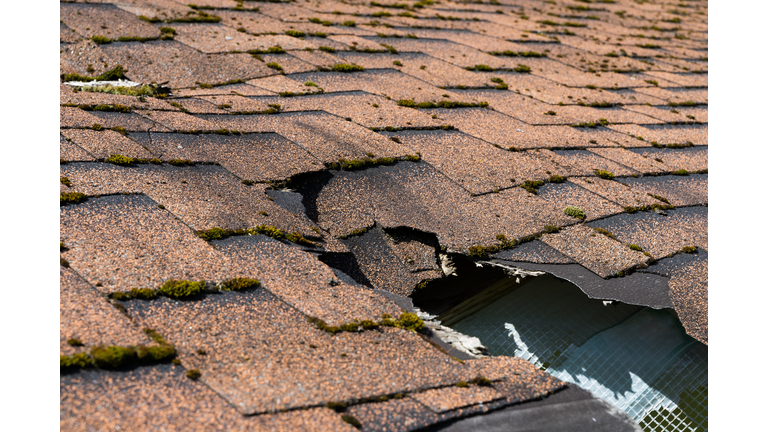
xmin=60 ymin=0 xmax=707 ymax=429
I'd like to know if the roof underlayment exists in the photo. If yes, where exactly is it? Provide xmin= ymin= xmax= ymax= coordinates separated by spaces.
xmin=60 ymin=0 xmax=707 ymax=430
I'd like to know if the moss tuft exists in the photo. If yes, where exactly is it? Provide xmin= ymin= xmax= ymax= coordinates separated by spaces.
xmin=681 ymin=246 xmax=697 ymax=254
xmin=67 ymin=338 xmax=84 ymax=347
xmin=629 ymin=244 xmax=643 ymax=251
xmin=91 ymin=345 xmax=137 ymax=369
xmin=326 ymin=401 xmax=347 ymax=412
xmin=341 ymin=414 xmax=362 ymax=429
xmin=548 ymin=174 xmax=565 ymax=183
xmin=221 ymin=278 xmax=260 ymax=291
xmin=594 ymin=169 xmax=614 ymax=180
xmin=60 ymin=176 xmax=73 ymax=187
xmin=61 ymin=352 xmax=92 ymax=370
xmin=513 ymin=64 xmax=531 ymax=73
xmin=285 ymin=30 xmax=306 ymax=38
xmin=60 ymin=192 xmax=87 ymax=205
xmin=593 ymin=227 xmax=616 ymax=240
xmin=112 ymin=288 xmax=159 ymax=300
xmin=106 ymin=154 xmax=134 ymax=166
xmin=456 ymin=381 xmax=468 ymax=387
xmin=158 ymin=279 xmax=205 ymax=299
xmin=520 ymin=180 xmax=545 ymax=194
xmin=62 ymin=65 xmax=128 ymax=83
xmin=332 ymin=63 xmax=365 ymax=72
xmin=544 ymin=225 xmax=561 ymax=234
xmin=648 ymin=193 xmax=670 ymax=204
xmin=186 ymin=369 xmax=202 ymax=380
xmin=468 ymin=376 xmax=493 ymax=386
xmin=564 ymin=206 xmax=586 ymax=220
xmin=396 ymin=312 xmax=424 ymax=332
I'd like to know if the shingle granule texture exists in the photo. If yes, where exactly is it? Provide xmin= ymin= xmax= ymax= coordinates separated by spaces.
xmin=60 ymin=0 xmax=707 ymax=426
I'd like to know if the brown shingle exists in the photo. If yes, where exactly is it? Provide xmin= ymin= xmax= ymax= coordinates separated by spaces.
xmin=540 ymin=224 xmax=649 ymax=278
xmin=60 ymin=129 xmax=154 ymax=159
xmin=59 ymin=267 xmax=152 ymax=355
xmin=125 ymin=289 xmax=472 ymax=414
xmin=60 ymin=163 xmax=317 ymax=235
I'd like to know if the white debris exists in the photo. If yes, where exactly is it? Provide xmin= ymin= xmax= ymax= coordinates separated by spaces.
xmin=478 ymin=261 xmax=545 ymax=279
xmin=414 ymin=307 xmax=489 ymax=357
xmin=439 ymin=253 xmax=457 ymax=277
xmin=64 ymin=79 xmax=142 ymax=88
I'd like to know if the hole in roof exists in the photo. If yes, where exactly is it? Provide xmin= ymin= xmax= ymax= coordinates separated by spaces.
xmin=413 ymin=263 xmax=707 ymax=432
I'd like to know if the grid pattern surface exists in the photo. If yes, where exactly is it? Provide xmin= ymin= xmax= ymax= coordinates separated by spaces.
xmin=450 ymin=278 xmax=708 ymax=432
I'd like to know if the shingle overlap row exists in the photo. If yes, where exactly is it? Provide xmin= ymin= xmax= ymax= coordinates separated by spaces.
xmin=60 ymin=0 xmax=707 ymax=428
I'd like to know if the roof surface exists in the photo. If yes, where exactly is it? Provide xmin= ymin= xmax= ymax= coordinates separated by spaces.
xmin=60 ymin=0 xmax=707 ymax=430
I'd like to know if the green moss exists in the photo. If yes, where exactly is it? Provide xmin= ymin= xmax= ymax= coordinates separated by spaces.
xmin=91 ymin=35 xmax=112 ymax=44
xmin=564 ymin=205 xmax=586 ymax=220
xmin=549 ymin=174 xmax=565 ymax=183
xmin=80 ymin=83 xmax=166 ymax=97
xmin=341 ymin=20 xmax=356 ymax=27
xmin=110 ymin=126 xmax=128 ymax=135
xmin=341 ymin=415 xmax=362 ymax=429
xmin=168 ymin=14 xmax=221 ymax=23
xmin=106 ymin=154 xmax=134 ymax=166
xmin=681 ymin=246 xmax=697 ymax=254
xmin=513 ymin=64 xmax=531 ymax=73
xmin=332 ymin=63 xmax=365 ymax=72
xmin=326 ymin=401 xmax=347 ymax=412
xmin=456 ymin=381 xmax=468 ymax=387
xmin=60 ymin=176 xmax=73 ymax=187
xmin=396 ymin=312 xmax=424 ymax=331
xmin=266 ymin=62 xmax=283 ymax=71
xmin=286 ymin=231 xmax=316 ymax=247
xmin=60 ymin=192 xmax=87 ymax=205
xmin=136 ymin=344 xmax=176 ymax=364
xmin=136 ymin=288 xmax=160 ymax=300
xmin=467 ymin=244 xmax=497 ymax=259
xmin=594 ymin=169 xmax=614 ymax=180
xmin=340 ymin=322 xmax=360 ymax=332
xmin=468 ymin=376 xmax=493 ymax=386
xmin=285 ymin=30 xmax=306 ymax=38
xmin=186 ymin=369 xmax=202 ymax=380
xmin=94 ymin=104 xmax=131 ymax=113
xmin=593 ymin=227 xmax=616 ymax=240
xmin=589 ymin=102 xmax=614 ymax=108
xmin=667 ymin=101 xmax=699 ymax=107
xmin=360 ymin=320 xmax=379 ymax=330
xmin=629 ymin=244 xmax=643 ymax=251
xmin=91 ymin=345 xmax=137 ymax=369
xmin=520 ymin=180 xmax=545 ymax=194
xmin=672 ymin=169 xmax=689 ymax=176
xmin=61 ymin=352 xmax=92 ymax=370
xmin=61 ymin=65 xmax=128 ymax=83
xmin=158 ymin=279 xmax=205 ymax=299
xmin=544 ymin=225 xmax=561 ymax=234
xmin=489 ymin=50 xmax=546 ymax=57
xmin=648 ymin=193 xmax=670 ymax=204
xmin=67 ymin=338 xmax=84 ymax=347
xmin=467 ymin=64 xmax=495 ymax=72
